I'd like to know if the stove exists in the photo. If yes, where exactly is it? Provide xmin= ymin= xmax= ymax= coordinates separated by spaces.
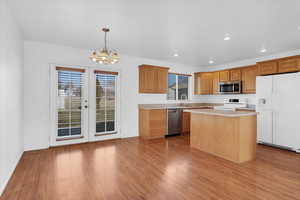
xmin=214 ymin=98 xmax=248 ymax=111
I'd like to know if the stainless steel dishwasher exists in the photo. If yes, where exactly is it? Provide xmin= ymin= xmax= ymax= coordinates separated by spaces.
xmin=167 ymin=108 xmax=182 ymax=136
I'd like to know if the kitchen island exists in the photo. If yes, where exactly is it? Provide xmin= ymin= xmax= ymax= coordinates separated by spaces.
xmin=185 ymin=109 xmax=257 ymax=163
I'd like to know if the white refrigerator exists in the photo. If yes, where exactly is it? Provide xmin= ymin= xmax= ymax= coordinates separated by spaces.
xmin=256 ymin=73 xmax=300 ymax=153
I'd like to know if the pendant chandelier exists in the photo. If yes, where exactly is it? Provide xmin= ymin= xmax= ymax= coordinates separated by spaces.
xmin=89 ymin=28 xmax=120 ymax=64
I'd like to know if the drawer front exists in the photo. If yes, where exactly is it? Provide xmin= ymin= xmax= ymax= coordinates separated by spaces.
xmin=278 ymin=58 xmax=300 ymax=73
xmin=258 ymin=61 xmax=278 ymax=75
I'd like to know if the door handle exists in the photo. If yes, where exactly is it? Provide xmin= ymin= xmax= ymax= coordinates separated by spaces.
xmin=78 ymin=105 xmax=88 ymax=109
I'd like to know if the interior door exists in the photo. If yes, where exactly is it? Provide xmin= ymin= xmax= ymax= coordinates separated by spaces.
xmin=51 ymin=66 xmax=89 ymax=146
xmin=272 ymin=73 xmax=300 ymax=149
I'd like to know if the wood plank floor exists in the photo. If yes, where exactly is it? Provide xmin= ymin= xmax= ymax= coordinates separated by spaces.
xmin=1 ymin=135 xmax=300 ymax=200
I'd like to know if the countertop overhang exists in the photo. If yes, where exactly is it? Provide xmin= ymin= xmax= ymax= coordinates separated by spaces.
xmin=184 ymin=109 xmax=257 ymax=117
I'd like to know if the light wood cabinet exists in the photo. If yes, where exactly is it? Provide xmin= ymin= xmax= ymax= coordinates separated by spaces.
xmin=190 ymin=113 xmax=257 ymax=163
xmin=219 ymin=70 xmax=230 ymax=82
xmin=182 ymin=112 xmax=190 ymax=134
xmin=139 ymin=108 xmax=167 ymax=139
xmin=278 ymin=57 xmax=300 ymax=73
xmin=212 ymin=72 xmax=220 ymax=94
xmin=194 ymin=72 xmax=213 ymax=95
xmin=139 ymin=65 xmax=169 ymax=93
xmin=257 ymin=61 xmax=278 ymax=75
xmin=194 ymin=54 xmax=300 ymax=95
xmin=156 ymin=68 xmax=169 ymax=93
xmin=230 ymin=69 xmax=241 ymax=81
xmin=241 ymin=65 xmax=257 ymax=94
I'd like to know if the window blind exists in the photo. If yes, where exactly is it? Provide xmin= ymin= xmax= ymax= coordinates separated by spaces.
xmin=56 ymin=68 xmax=84 ymax=137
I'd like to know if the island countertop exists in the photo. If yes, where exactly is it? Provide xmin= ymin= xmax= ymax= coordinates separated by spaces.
xmin=184 ymin=109 xmax=257 ymax=117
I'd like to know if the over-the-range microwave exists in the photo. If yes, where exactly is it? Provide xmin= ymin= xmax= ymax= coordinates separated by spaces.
xmin=219 ymin=81 xmax=241 ymax=94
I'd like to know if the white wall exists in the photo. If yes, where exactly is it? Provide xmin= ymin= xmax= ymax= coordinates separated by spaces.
xmin=23 ymin=40 xmax=200 ymax=151
xmin=193 ymin=49 xmax=300 ymax=105
xmin=0 ymin=0 xmax=24 ymax=195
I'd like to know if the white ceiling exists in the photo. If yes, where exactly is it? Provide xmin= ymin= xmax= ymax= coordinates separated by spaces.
xmin=8 ymin=0 xmax=300 ymax=67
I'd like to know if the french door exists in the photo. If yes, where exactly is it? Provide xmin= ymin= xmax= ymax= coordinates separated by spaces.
xmin=50 ymin=65 xmax=120 ymax=146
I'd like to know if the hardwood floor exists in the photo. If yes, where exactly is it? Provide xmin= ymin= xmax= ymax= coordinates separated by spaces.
xmin=1 ymin=135 xmax=300 ymax=200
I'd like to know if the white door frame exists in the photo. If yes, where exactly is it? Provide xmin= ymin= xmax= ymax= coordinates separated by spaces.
xmin=50 ymin=64 xmax=121 ymax=147
xmin=88 ymin=67 xmax=121 ymax=142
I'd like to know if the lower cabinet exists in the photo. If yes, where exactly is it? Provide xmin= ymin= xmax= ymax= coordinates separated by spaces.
xmin=181 ymin=112 xmax=191 ymax=134
xmin=139 ymin=109 xmax=167 ymax=139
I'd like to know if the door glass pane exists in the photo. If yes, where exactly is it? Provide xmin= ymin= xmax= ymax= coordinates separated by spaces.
xmin=178 ymin=75 xmax=189 ymax=100
xmin=96 ymin=74 xmax=116 ymax=134
xmin=167 ymin=74 xmax=176 ymax=100
xmin=57 ymin=70 xmax=83 ymax=138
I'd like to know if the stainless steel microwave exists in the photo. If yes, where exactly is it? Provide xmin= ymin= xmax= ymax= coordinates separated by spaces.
xmin=219 ymin=81 xmax=241 ymax=94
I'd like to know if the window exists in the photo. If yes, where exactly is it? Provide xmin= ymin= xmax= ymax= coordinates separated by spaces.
xmin=167 ymin=73 xmax=189 ymax=100
xmin=95 ymin=72 xmax=117 ymax=134
xmin=56 ymin=69 xmax=84 ymax=137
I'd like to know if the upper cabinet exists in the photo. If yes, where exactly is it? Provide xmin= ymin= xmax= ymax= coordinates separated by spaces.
xmin=139 ymin=65 xmax=169 ymax=93
xmin=230 ymin=69 xmax=241 ymax=81
xmin=257 ymin=61 xmax=278 ymax=75
xmin=194 ymin=72 xmax=213 ymax=95
xmin=278 ymin=56 xmax=300 ymax=73
xmin=212 ymin=72 xmax=220 ymax=94
xmin=241 ymin=65 xmax=257 ymax=94
xmin=219 ymin=70 xmax=230 ymax=82
xmin=257 ymin=55 xmax=300 ymax=75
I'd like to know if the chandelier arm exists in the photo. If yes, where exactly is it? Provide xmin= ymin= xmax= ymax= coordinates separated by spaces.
xmin=105 ymin=30 xmax=108 ymax=51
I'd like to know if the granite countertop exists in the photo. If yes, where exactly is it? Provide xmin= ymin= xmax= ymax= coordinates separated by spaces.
xmin=139 ymin=103 xmax=256 ymax=111
xmin=139 ymin=103 xmax=221 ymax=110
xmin=184 ymin=109 xmax=257 ymax=117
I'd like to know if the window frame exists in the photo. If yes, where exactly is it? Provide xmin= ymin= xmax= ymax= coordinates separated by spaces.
xmin=167 ymin=73 xmax=190 ymax=101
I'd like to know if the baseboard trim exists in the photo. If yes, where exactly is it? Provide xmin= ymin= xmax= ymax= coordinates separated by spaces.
xmin=0 ymin=151 xmax=23 ymax=196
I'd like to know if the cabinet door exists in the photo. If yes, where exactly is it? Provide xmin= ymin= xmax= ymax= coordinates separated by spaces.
xmin=241 ymin=66 xmax=257 ymax=94
xmin=257 ymin=61 xmax=278 ymax=75
xmin=139 ymin=67 xmax=156 ymax=93
xmin=219 ymin=70 xmax=230 ymax=82
xmin=155 ymin=68 xmax=168 ymax=93
xmin=230 ymin=69 xmax=241 ymax=81
xmin=257 ymin=111 xmax=273 ymax=144
xmin=182 ymin=112 xmax=190 ymax=133
xmin=199 ymin=73 xmax=213 ymax=94
xmin=149 ymin=109 xmax=167 ymax=138
xmin=139 ymin=65 xmax=169 ymax=93
xmin=278 ymin=57 xmax=300 ymax=73
xmin=212 ymin=72 xmax=219 ymax=94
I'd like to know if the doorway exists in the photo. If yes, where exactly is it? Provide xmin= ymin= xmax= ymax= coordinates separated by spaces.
xmin=50 ymin=65 xmax=120 ymax=146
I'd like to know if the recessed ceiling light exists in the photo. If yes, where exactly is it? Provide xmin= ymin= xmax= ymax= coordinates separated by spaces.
xmin=173 ymin=53 xmax=179 ymax=57
xmin=260 ymin=48 xmax=267 ymax=53
xmin=209 ymin=60 xmax=214 ymax=64
xmin=298 ymin=26 xmax=300 ymax=30
xmin=224 ymin=34 xmax=231 ymax=41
